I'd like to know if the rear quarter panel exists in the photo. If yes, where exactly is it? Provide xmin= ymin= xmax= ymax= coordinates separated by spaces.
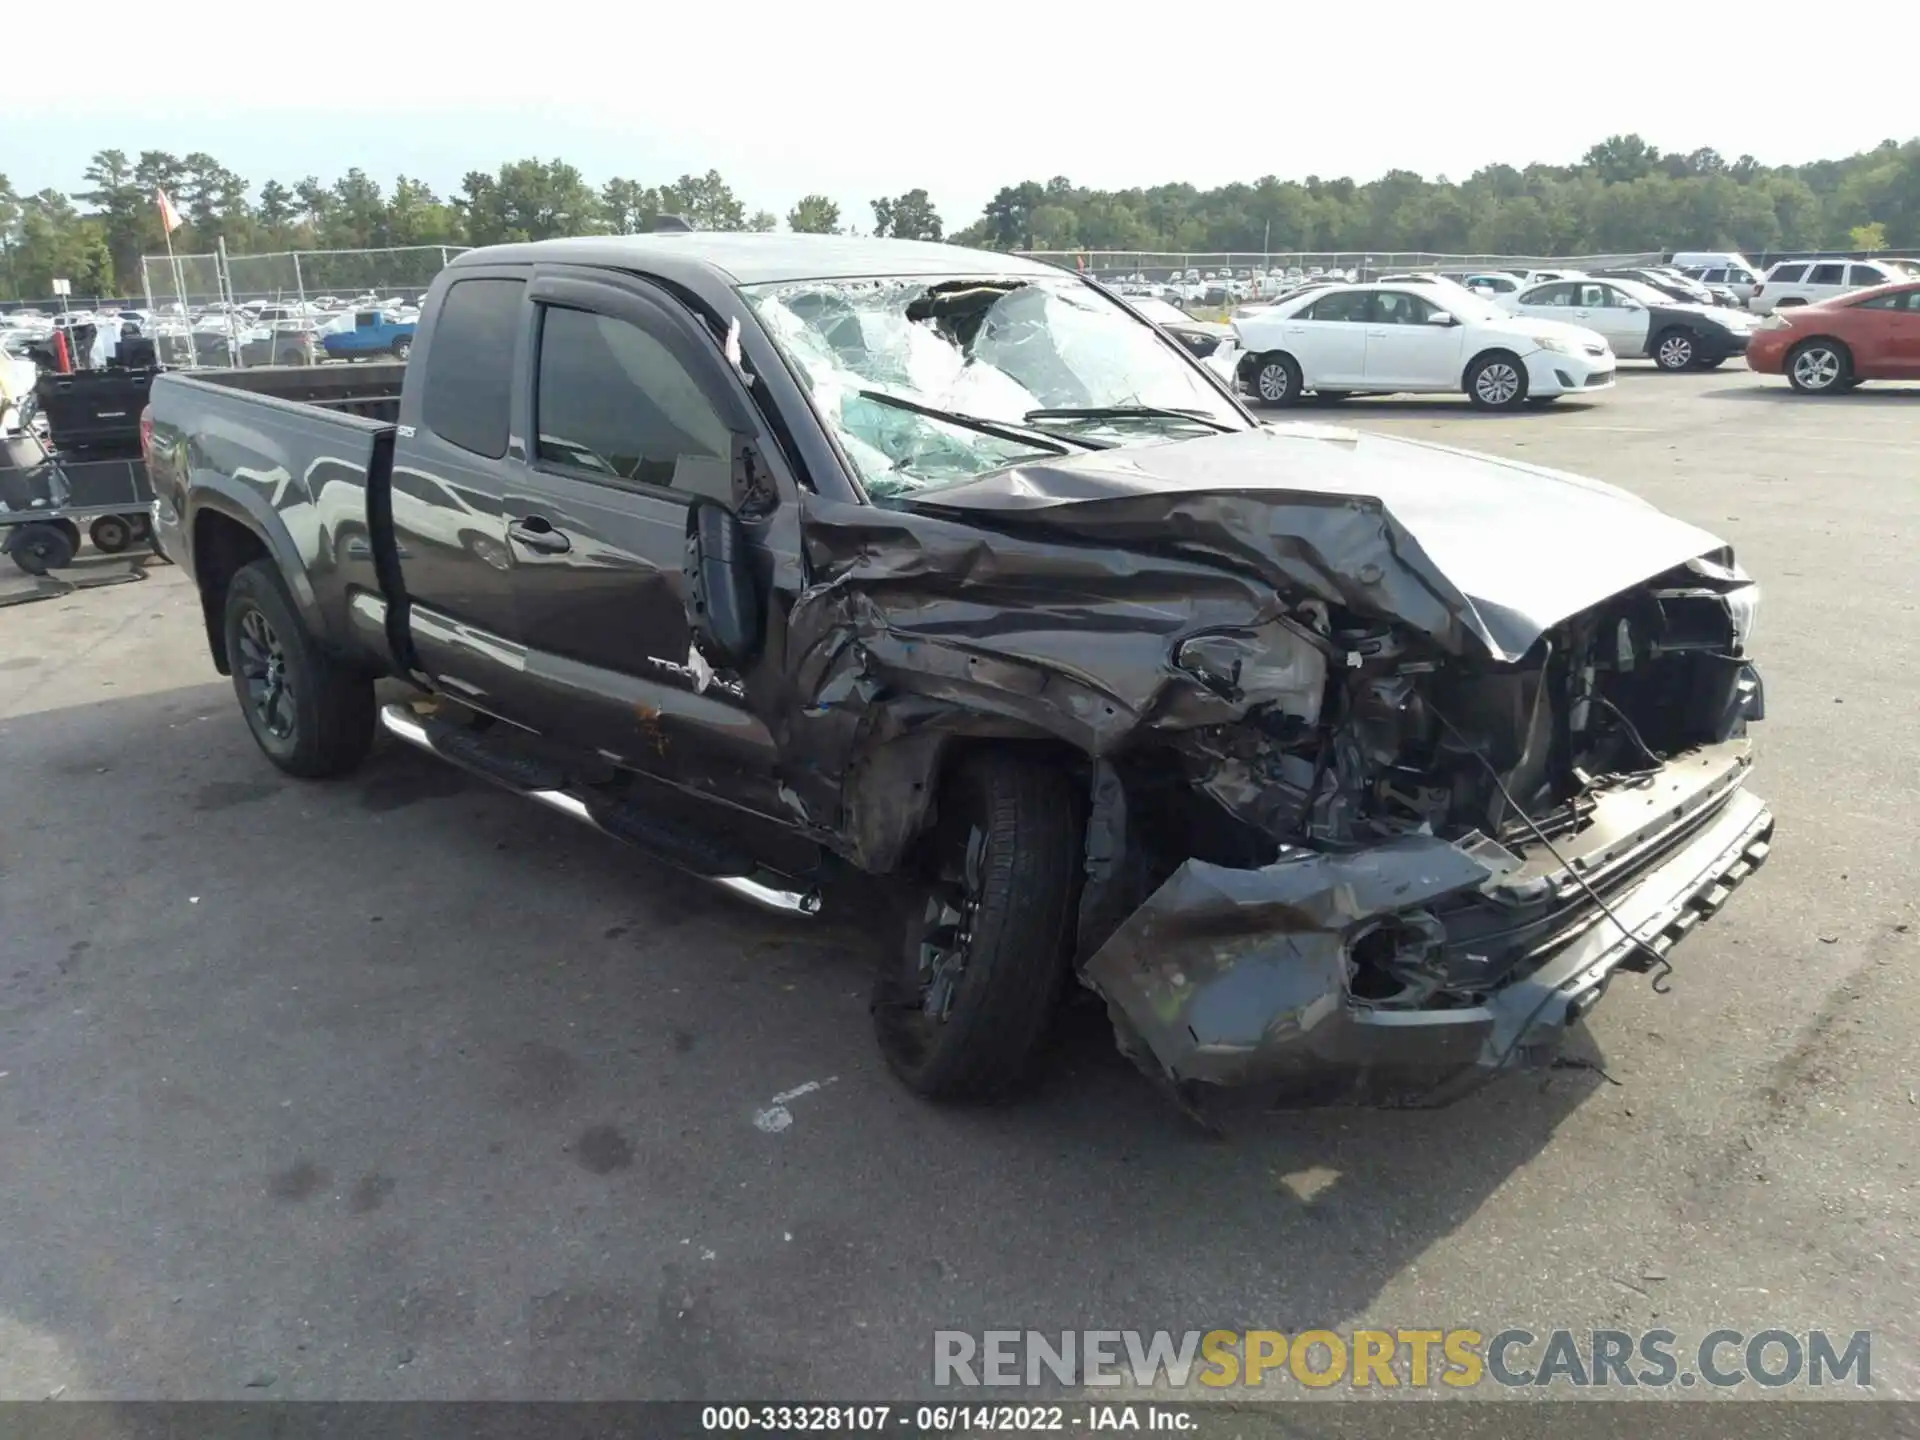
xmin=148 ymin=372 xmax=395 ymax=656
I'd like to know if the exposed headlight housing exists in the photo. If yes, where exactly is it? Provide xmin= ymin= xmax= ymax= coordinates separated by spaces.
xmin=1534 ymin=335 xmax=1577 ymax=356
xmin=1725 ymin=583 xmax=1760 ymax=653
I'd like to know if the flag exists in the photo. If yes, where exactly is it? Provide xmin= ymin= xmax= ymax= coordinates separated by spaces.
xmin=156 ymin=188 xmax=183 ymax=235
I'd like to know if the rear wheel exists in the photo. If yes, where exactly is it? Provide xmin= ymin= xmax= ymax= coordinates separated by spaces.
xmin=89 ymin=514 xmax=133 ymax=554
xmin=1653 ymin=328 xmax=1697 ymax=371
xmin=7 ymin=521 xmax=75 ymax=575
xmin=1786 ymin=339 xmax=1850 ymax=394
xmin=391 ymin=335 xmax=412 ymax=361
xmin=1248 ymin=352 xmax=1302 ymax=407
xmin=1466 ymin=351 xmax=1528 ymax=410
xmin=222 ymin=560 xmax=375 ymax=778
xmin=872 ymin=754 xmax=1081 ymax=1102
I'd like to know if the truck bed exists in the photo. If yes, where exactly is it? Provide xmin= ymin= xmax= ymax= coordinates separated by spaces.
xmin=182 ymin=362 xmax=407 ymax=423
xmin=147 ymin=365 xmax=403 ymax=672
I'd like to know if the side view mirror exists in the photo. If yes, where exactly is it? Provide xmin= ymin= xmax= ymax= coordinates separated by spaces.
xmin=683 ymin=501 xmax=762 ymax=672
xmin=1427 ymin=311 xmax=1459 ymax=326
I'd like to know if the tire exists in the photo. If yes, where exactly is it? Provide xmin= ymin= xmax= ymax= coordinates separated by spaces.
xmin=7 ymin=521 xmax=75 ymax=576
xmin=221 ymin=560 xmax=375 ymax=778
xmin=1786 ymin=339 xmax=1851 ymax=394
xmin=1466 ymin=351 xmax=1528 ymax=410
xmin=1653 ymin=328 xmax=1698 ymax=372
xmin=53 ymin=518 xmax=83 ymax=552
xmin=89 ymin=514 xmax=133 ymax=554
xmin=1248 ymin=352 xmax=1302 ymax=407
xmin=391 ymin=336 xmax=412 ymax=361
xmin=872 ymin=753 xmax=1081 ymax=1102
xmin=278 ymin=347 xmax=310 ymax=367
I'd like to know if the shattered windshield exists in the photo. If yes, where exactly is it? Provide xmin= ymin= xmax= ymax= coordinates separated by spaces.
xmin=739 ymin=274 xmax=1250 ymax=501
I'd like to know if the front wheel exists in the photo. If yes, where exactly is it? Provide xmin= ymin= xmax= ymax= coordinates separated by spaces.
xmin=222 ymin=560 xmax=375 ymax=778
xmin=1247 ymin=352 xmax=1302 ymax=407
xmin=1786 ymin=339 xmax=1850 ymax=394
xmin=1653 ymin=329 xmax=1698 ymax=372
xmin=1466 ymin=352 xmax=1528 ymax=410
xmin=872 ymin=754 xmax=1081 ymax=1102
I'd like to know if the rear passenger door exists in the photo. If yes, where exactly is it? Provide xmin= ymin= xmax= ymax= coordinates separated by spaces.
xmin=1803 ymin=262 xmax=1849 ymax=302
xmin=503 ymin=268 xmax=796 ymax=814
xmin=391 ymin=268 xmax=534 ymax=714
xmin=1287 ymin=289 xmax=1372 ymax=387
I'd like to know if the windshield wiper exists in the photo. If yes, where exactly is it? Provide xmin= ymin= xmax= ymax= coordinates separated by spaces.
xmin=1023 ymin=405 xmax=1239 ymax=434
xmin=854 ymin=389 xmax=1102 ymax=453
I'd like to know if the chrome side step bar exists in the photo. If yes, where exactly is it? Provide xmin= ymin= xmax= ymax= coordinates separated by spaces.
xmin=379 ymin=703 xmax=821 ymax=918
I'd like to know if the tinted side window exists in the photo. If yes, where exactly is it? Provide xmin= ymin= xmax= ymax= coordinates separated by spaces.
xmin=1807 ymin=264 xmax=1847 ymax=285
xmin=1522 ymin=283 xmax=1577 ymax=307
xmin=535 ymin=306 xmax=729 ymax=490
xmin=1855 ymin=292 xmax=1903 ymax=310
xmin=1848 ymin=265 xmax=1887 ymax=286
xmin=1302 ymin=290 xmax=1372 ymax=323
xmin=421 ymin=278 xmax=523 ymax=459
xmin=1768 ymin=263 xmax=1808 ymax=283
xmin=1702 ymin=268 xmax=1728 ymax=283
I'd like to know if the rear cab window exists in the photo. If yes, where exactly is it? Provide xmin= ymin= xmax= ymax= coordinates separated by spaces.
xmin=420 ymin=277 xmax=525 ymax=459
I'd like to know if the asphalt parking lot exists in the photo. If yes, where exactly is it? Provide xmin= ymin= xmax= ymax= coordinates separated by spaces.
xmin=2 ymin=362 xmax=1916 ymax=1402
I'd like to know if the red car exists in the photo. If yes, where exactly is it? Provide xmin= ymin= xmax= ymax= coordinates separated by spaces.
xmin=1745 ymin=279 xmax=1920 ymax=393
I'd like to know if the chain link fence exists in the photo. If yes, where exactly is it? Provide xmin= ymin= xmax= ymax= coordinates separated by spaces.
xmin=139 ymin=245 xmax=469 ymax=368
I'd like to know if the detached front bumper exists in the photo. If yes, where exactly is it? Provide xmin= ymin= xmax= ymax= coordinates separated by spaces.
xmin=1082 ymin=760 xmax=1772 ymax=1107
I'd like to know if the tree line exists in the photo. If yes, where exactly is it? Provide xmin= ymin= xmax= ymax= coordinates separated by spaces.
xmin=2 ymin=134 xmax=1915 ymax=300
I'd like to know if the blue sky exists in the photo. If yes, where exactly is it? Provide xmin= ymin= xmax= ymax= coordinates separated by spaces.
xmin=5 ymin=0 xmax=1915 ymax=229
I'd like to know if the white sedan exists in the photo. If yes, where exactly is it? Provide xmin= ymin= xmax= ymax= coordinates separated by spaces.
xmin=1231 ymin=282 xmax=1616 ymax=410
xmin=1497 ymin=276 xmax=1757 ymax=371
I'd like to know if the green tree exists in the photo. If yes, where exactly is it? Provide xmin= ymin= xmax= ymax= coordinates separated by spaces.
xmin=747 ymin=210 xmax=777 ymax=232
xmin=1849 ymin=220 xmax=1888 ymax=250
xmin=255 ymin=180 xmax=296 ymax=232
xmin=460 ymin=159 xmax=601 ymax=244
xmin=659 ymin=170 xmax=746 ymax=230
xmin=387 ymin=177 xmax=463 ymax=247
xmin=600 ymin=177 xmax=661 ymax=233
xmin=870 ymin=188 xmax=942 ymax=240
xmin=786 ymin=194 xmax=841 ymax=233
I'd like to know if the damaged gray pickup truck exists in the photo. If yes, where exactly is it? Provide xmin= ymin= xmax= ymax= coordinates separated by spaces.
xmin=145 ymin=234 xmax=1772 ymax=1110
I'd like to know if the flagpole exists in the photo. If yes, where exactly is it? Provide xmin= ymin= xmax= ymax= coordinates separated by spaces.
xmin=157 ymin=189 xmax=199 ymax=369
xmin=167 ymin=223 xmax=198 ymax=370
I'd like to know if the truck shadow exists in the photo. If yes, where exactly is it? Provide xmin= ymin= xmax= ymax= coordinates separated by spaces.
xmin=0 ymin=681 xmax=1604 ymax=1399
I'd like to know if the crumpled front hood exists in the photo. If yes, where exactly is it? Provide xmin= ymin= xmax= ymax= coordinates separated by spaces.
xmin=911 ymin=424 xmax=1728 ymax=661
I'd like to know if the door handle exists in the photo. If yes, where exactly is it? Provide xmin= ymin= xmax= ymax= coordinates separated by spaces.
xmin=508 ymin=517 xmax=571 ymax=554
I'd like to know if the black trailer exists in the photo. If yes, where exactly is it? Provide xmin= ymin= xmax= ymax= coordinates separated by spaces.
xmin=0 ymin=434 xmax=155 ymax=574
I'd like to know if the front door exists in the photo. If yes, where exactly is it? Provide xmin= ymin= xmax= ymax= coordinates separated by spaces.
xmin=504 ymin=270 xmax=794 ymax=818
xmin=1361 ymin=289 xmax=1465 ymax=388
xmin=1576 ymin=282 xmax=1651 ymax=356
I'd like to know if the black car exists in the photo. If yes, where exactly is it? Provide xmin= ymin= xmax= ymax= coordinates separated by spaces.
xmin=1122 ymin=295 xmax=1231 ymax=357
xmin=146 ymin=234 xmax=1772 ymax=1112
